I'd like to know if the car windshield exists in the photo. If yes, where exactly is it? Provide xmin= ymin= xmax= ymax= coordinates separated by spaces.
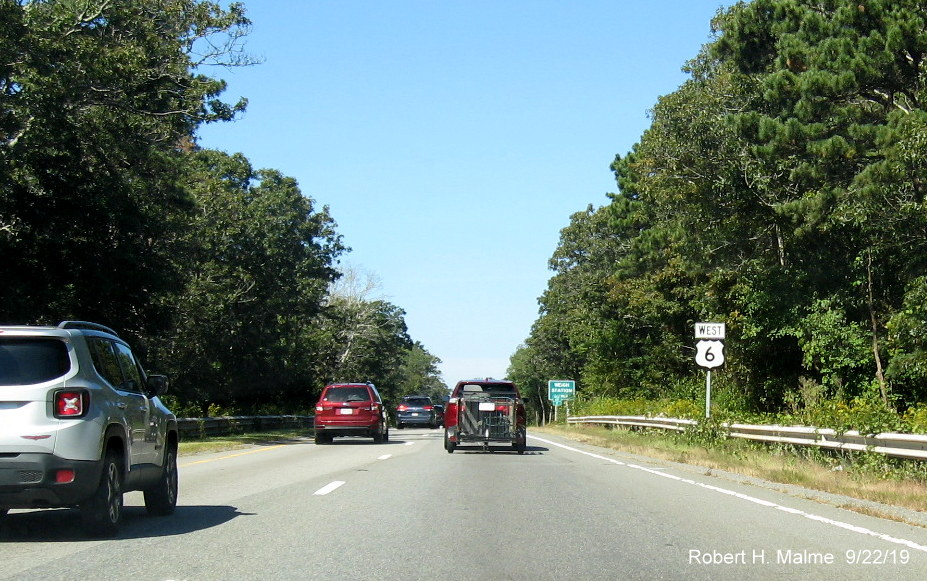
xmin=0 ymin=338 xmax=71 ymax=385
xmin=324 ymin=387 xmax=370 ymax=402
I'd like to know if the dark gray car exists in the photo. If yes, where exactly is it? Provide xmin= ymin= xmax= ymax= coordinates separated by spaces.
xmin=395 ymin=395 xmax=437 ymax=428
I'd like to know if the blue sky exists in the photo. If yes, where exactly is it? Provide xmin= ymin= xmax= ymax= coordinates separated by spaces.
xmin=196 ymin=1 xmax=732 ymax=386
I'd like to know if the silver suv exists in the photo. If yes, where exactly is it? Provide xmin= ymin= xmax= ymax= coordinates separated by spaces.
xmin=0 ymin=321 xmax=178 ymax=536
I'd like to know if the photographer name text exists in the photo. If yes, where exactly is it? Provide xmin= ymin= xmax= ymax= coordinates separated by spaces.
xmin=688 ymin=548 xmax=911 ymax=566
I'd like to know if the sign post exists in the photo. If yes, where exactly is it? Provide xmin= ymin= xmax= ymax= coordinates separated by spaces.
xmin=694 ymin=323 xmax=725 ymax=419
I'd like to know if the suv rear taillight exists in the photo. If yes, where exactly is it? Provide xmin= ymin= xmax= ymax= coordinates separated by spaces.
xmin=397 ymin=404 xmax=408 ymax=411
xmin=55 ymin=469 xmax=76 ymax=483
xmin=54 ymin=390 xmax=89 ymax=418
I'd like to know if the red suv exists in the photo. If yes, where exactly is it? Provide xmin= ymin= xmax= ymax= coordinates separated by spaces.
xmin=444 ymin=379 xmax=526 ymax=454
xmin=314 ymin=383 xmax=389 ymax=444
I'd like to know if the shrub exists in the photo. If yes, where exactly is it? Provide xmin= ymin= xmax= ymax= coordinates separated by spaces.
xmin=901 ymin=403 xmax=927 ymax=434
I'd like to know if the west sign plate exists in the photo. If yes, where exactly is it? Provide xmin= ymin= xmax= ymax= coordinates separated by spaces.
xmin=694 ymin=322 xmax=725 ymax=340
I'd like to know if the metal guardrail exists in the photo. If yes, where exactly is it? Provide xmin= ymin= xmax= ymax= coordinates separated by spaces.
xmin=177 ymin=415 xmax=314 ymax=439
xmin=567 ymin=415 xmax=927 ymax=460
xmin=566 ymin=415 xmax=696 ymax=431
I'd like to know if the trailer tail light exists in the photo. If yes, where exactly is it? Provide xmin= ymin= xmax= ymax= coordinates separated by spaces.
xmin=54 ymin=390 xmax=88 ymax=418
xmin=444 ymin=399 xmax=459 ymax=427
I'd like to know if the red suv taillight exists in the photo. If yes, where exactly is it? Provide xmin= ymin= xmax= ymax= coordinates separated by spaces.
xmin=54 ymin=390 xmax=88 ymax=418
xmin=397 ymin=404 xmax=408 ymax=411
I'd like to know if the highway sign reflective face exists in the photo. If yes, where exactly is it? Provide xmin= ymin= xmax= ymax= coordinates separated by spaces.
xmin=695 ymin=340 xmax=725 ymax=369
xmin=548 ymin=380 xmax=575 ymax=405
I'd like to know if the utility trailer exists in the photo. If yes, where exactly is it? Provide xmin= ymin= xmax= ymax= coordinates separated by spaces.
xmin=444 ymin=379 xmax=527 ymax=454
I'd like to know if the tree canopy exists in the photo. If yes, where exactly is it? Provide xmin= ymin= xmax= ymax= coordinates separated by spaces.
xmin=0 ymin=0 xmax=446 ymax=415
xmin=511 ymin=0 xmax=927 ymax=416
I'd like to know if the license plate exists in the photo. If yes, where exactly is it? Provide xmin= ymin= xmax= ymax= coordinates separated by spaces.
xmin=478 ymin=402 xmax=496 ymax=411
xmin=339 ymin=408 xmax=354 ymax=415
xmin=411 ymin=412 xmax=419 ymax=416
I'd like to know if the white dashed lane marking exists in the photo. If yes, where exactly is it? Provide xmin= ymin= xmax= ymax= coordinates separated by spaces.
xmin=313 ymin=481 xmax=346 ymax=496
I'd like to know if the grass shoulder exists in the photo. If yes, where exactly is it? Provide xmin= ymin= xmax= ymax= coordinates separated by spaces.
xmin=178 ymin=430 xmax=310 ymax=456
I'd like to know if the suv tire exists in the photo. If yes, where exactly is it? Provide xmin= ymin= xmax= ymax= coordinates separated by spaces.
xmin=373 ymin=422 xmax=389 ymax=444
xmin=80 ymin=451 xmax=123 ymax=537
xmin=144 ymin=446 xmax=178 ymax=516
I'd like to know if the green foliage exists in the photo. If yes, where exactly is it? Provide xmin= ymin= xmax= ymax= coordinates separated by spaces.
xmin=0 ymin=0 xmax=250 ymax=332
xmin=776 ymin=298 xmax=872 ymax=397
xmin=901 ymin=404 xmax=927 ymax=434
xmin=571 ymin=393 xmax=923 ymax=439
xmin=679 ymin=416 xmax=729 ymax=448
xmin=315 ymin=295 xmax=413 ymax=403
xmin=393 ymin=342 xmax=447 ymax=404
xmin=518 ymin=0 xmax=927 ymax=419
xmin=886 ymin=276 xmax=927 ymax=403
xmin=803 ymin=394 xmax=904 ymax=436
xmin=153 ymin=149 xmax=344 ymax=409
xmin=0 ymin=1 xmax=442 ymax=415
xmin=572 ymin=396 xmax=702 ymax=420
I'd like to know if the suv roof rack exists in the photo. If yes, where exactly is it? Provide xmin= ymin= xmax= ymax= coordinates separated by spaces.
xmin=58 ymin=321 xmax=119 ymax=337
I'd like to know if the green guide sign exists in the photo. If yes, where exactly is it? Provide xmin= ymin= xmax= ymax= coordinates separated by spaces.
xmin=548 ymin=380 xmax=576 ymax=406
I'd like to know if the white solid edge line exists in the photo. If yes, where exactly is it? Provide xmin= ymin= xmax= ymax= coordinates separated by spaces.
xmin=313 ymin=480 xmax=346 ymax=496
xmin=378 ymin=454 xmax=392 ymax=460
xmin=528 ymin=434 xmax=927 ymax=554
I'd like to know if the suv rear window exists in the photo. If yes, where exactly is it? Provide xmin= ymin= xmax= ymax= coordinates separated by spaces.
xmin=460 ymin=383 xmax=517 ymax=395
xmin=0 ymin=338 xmax=71 ymax=385
xmin=402 ymin=397 xmax=432 ymax=406
xmin=323 ymin=387 xmax=371 ymax=402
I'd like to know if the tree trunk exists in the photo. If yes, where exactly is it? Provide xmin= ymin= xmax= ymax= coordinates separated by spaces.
xmin=866 ymin=250 xmax=890 ymax=408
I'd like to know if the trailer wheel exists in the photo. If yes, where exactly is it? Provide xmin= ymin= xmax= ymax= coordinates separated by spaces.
xmin=516 ymin=427 xmax=527 ymax=454
xmin=444 ymin=429 xmax=456 ymax=453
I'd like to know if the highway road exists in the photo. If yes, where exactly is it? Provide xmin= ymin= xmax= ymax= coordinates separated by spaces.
xmin=2 ymin=428 xmax=927 ymax=580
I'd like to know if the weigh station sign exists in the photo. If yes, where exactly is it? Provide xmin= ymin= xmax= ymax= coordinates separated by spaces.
xmin=548 ymin=380 xmax=576 ymax=407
